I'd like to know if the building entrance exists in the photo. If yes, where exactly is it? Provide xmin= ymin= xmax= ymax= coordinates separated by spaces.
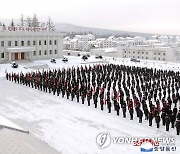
xmin=15 ymin=53 xmax=18 ymax=60
xmin=21 ymin=52 xmax=25 ymax=59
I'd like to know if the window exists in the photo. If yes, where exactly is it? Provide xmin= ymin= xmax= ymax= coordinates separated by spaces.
xmin=138 ymin=56 xmax=139 ymax=58
xmin=21 ymin=41 xmax=24 ymax=46
xmin=158 ymin=58 xmax=160 ymax=60
xmin=163 ymin=53 xmax=166 ymax=56
xmin=1 ymin=53 xmax=4 ymax=58
xmin=163 ymin=58 xmax=165 ymax=61
xmin=15 ymin=41 xmax=18 ymax=46
xmin=27 ymin=41 xmax=30 ymax=46
xmin=154 ymin=53 xmax=156 ymax=55
xmin=33 ymin=51 xmax=36 ymax=56
xmin=142 ymin=57 xmax=143 ymax=59
xmin=39 ymin=50 xmax=41 ymax=56
xmin=44 ymin=40 xmax=47 ymax=45
xmin=124 ymin=55 xmax=126 ymax=58
xmin=49 ymin=40 xmax=52 ymax=45
xmin=124 ymin=51 xmax=126 ymax=53
xmin=146 ymin=57 xmax=148 ymax=59
xmin=129 ymin=51 xmax=130 ymax=53
xmin=133 ymin=51 xmax=135 ymax=54
xmin=33 ymin=40 xmax=36 ymax=45
xmin=1 ymin=41 xmax=5 ymax=47
xmin=142 ymin=52 xmax=144 ymax=54
xmin=154 ymin=57 xmax=156 ymax=60
xmin=54 ymin=40 xmax=57 ymax=45
xmin=49 ymin=50 xmax=52 ymax=55
xmin=44 ymin=50 xmax=47 ymax=55
xmin=146 ymin=52 xmax=148 ymax=54
xmin=138 ymin=52 xmax=139 ymax=54
xmin=8 ymin=41 xmax=11 ymax=47
xmin=158 ymin=53 xmax=160 ymax=55
xmin=55 ymin=50 xmax=57 ymax=54
xmin=39 ymin=40 xmax=41 ymax=45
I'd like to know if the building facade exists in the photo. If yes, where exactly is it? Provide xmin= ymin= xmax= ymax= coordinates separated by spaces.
xmin=90 ymin=46 xmax=180 ymax=62
xmin=0 ymin=31 xmax=63 ymax=63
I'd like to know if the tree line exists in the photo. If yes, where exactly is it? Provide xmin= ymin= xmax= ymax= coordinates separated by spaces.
xmin=0 ymin=14 xmax=55 ymax=32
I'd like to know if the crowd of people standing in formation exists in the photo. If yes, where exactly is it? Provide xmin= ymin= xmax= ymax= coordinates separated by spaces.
xmin=6 ymin=64 xmax=180 ymax=135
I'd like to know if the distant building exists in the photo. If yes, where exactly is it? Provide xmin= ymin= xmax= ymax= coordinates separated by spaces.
xmin=63 ymin=36 xmax=71 ymax=50
xmin=90 ymin=46 xmax=180 ymax=62
xmin=65 ymin=34 xmax=95 ymax=51
xmin=65 ymin=33 xmax=180 ymax=62
xmin=0 ymin=30 xmax=63 ymax=63
xmin=74 ymin=34 xmax=95 ymax=42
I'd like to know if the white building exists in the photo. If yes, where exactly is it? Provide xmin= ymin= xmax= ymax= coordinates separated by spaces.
xmin=70 ymin=39 xmax=79 ymax=51
xmin=68 ymin=34 xmax=95 ymax=51
xmin=0 ymin=31 xmax=63 ymax=63
xmin=74 ymin=34 xmax=95 ymax=42
xmin=63 ymin=36 xmax=71 ymax=50
xmin=90 ymin=48 xmax=118 ymax=57
xmin=103 ymin=36 xmax=118 ymax=48
xmin=90 ymin=46 xmax=180 ymax=62
xmin=95 ymin=38 xmax=106 ymax=48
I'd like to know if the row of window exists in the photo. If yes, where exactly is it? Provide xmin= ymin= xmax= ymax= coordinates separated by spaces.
xmin=124 ymin=51 xmax=149 ymax=54
xmin=124 ymin=51 xmax=166 ymax=56
xmin=124 ymin=55 xmax=166 ymax=61
xmin=1 ymin=40 xmax=57 ymax=47
xmin=154 ymin=57 xmax=166 ymax=61
xmin=33 ymin=50 xmax=57 ymax=56
xmin=154 ymin=52 xmax=166 ymax=56
xmin=1 ymin=50 xmax=58 ymax=59
xmin=124 ymin=55 xmax=149 ymax=59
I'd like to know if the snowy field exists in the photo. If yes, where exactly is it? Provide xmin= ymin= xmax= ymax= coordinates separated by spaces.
xmin=0 ymin=56 xmax=180 ymax=154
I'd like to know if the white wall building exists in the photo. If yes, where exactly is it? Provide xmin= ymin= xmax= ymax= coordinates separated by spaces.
xmin=74 ymin=34 xmax=95 ymax=42
xmin=90 ymin=46 xmax=180 ymax=62
xmin=68 ymin=34 xmax=95 ymax=51
xmin=63 ymin=36 xmax=71 ymax=50
xmin=0 ymin=31 xmax=63 ymax=63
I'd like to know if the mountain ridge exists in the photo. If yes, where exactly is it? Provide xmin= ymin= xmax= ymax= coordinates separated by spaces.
xmin=0 ymin=19 xmax=158 ymax=38
xmin=55 ymin=23 xmax=154 ymax=38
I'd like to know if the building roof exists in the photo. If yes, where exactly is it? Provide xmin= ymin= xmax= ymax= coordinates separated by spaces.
xmin=0 ymin=128 xmax=60 ymax=154
xmin=0 ymin=115 xmax=60 ymax=154
xmin=105 ymin=48 xmax=117 ymax=53
xmin=92 ymin=48 xmax=117 ymax=53
xmin=0 ymin=115 xmax=25 ymax=132
xmin=71 ymin=38 xmax=78 ymax=42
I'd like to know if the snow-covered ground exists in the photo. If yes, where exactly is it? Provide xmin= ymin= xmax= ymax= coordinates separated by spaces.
xmin=0 ymin=56 xmax=179 ymax=154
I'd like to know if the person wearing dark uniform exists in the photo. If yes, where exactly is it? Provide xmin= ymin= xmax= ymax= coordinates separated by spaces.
xmin=122 ymin=102 xmax=126 ymax=118
xmin=129 ymin=106 xmax=134 ymax=120
xmin=138 ymin=109 xmax=143 ymax=123
xmin=149 ymin=111 xmax=153 ymax=126
xmin=165 ymin=114 xmax=170 ymax=131
xmin=175 ymin=111 xmax=180 ymax=135
xmin=155 ymin=113 xmax=161 ymax=128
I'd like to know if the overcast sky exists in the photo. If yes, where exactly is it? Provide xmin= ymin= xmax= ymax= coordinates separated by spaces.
xmin=0 ymin=0 xmax=180 ymax=35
